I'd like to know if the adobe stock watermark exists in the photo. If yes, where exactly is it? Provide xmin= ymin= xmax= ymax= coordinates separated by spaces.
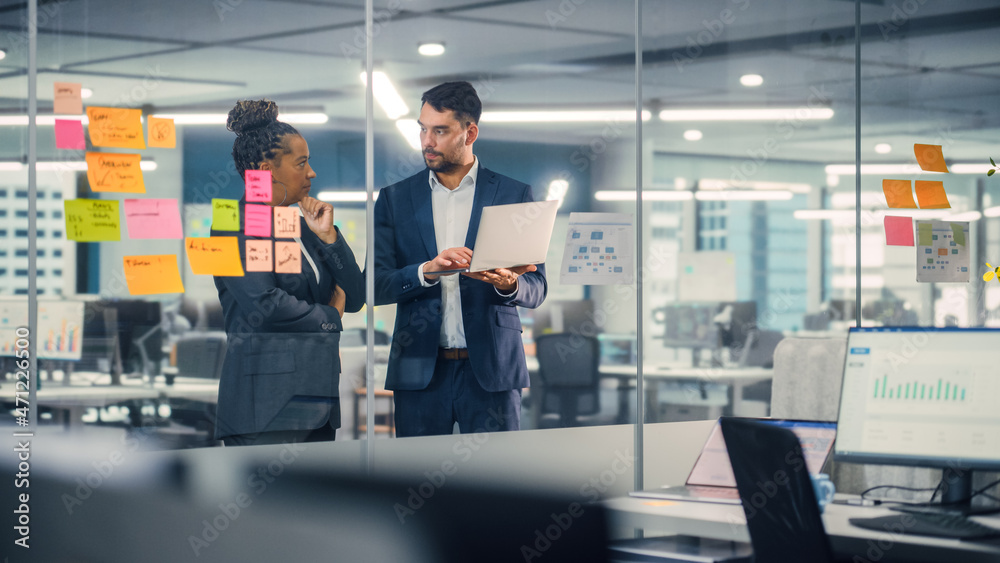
xmin=876 ymin=0 xmax=930 ymax=41
xmin=60 ymin=428 xmax=154 ymax=515
xmin=673 ymin=0 xmax=751 ymax=72
xmin=339 ymin=0 xmax=414 ymax=60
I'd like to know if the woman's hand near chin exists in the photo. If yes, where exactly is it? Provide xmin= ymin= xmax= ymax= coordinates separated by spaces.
xmin=300 ymin=196 xmax=337 ymax=244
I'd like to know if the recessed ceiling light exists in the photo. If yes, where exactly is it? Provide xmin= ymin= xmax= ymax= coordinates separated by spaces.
xmin=0 ymin=50 xmax=7 ymax=61
xmin=740 ymin=74 xmax=763 ymax=87
xmin=683 ymin=129 xmax=703 ymax=141
xmin=418 ymin=42 xmax=445 ymax=57
xmin=874 ymin=143 xmax=892 ymax=154
xmin=81 ymin=88 xmax=93 ymax=99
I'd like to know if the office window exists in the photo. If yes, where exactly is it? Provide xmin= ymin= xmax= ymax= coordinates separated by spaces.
xmin=53 ymin=211 xmax=62 ymax=219
xmin=15 ymin=270 xmax=27 ymax=277
xmin=15 ymin=210 xmax=27 ymax=218
xmin=15 ymin=190 xmax=27 ymax=198
xmin=15 ymin=249 xmax=27 ymax=257
xmin=15 ymin=230 xmax=27 ymax=238
xmin=53 ymin=250 xmax=62 ymax=257
xmin=14 ymin=289 xmax=27 ymax=295
xmin=53 ymin=269 xmax=62 ymax=276
xmin=0 ymin=210 xmax=7 ymax=217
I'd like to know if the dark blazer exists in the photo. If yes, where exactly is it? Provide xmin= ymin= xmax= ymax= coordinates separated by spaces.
xmin=373 ymin=164 xmax=547 ymax=393
xmin=212 ymin=199 xmax=364 ymax=439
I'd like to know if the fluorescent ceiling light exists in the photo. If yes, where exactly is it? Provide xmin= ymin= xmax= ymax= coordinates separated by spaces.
xmin=695 ymin=190 xmax=793 ymax=201
xmin=594 ymin=190 xmax=692 ymax=201
xmin=698 ymin=179 xmax=811 ymax=193
xmin=942 ymin=211 xmax=981 ymax=222
xmin=317 ymin=190 xmax=377 ymax=202
xmin=0 ymin=162 xmax=24 ymax=172
xmin=683 ymin=129 xmax=703 ymax=141
xmin=826 ymin=163 xmax=991 ymax=175
xmin=30 ymin=160 xmax=158 ymax=172
xmin=659 ymin=107 xmax=833 ymax=121
xmin=395 ymin=119 xmax=421 ymax=151
xmin=482 ymin=110 xmax=651 ymax=123
xmin=0 ymin=49 xmax=6 ymax=61
xmin=0 ymin=115 xmax=90 ymax=126
xmin=950 ymin=163 xmax=992 ymax=174
xmin=151 ymin=113 xmax=327 ymax=125
xmin=360 ymin=71 xmax=409 ymax=119
xmin=983 ymin=206 xmax=1000 ymax=218
xmin=826 ymin=174 xmax=840 ymax=187
xmin=740 ymin=74 xmax=763 ymax=87
xmin=874 ymin=143 xmax=892 ymax=154
xmin=418 ymin=42 xmax=445 ymax=56
xmin=794 ymin=210 xmax=855 ymax=220
xmin=81 ymin=88 xmax=94 ymax=99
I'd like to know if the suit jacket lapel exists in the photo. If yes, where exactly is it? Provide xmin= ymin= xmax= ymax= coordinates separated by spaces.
xmin=465 ymin=164 xmax=498 ymax=249
xmin=410 ymin=172 xmax=438 ymax=260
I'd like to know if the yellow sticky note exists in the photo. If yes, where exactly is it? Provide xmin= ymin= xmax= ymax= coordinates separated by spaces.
xmin=86 ymin=107 xmax=146 ymax=149
xmin=914 ymin=180 xmax=950 ymax=209
xmin=246 ymin=240 xmax=273 ymax=272
xmin=185 ymin=237 xmax=244 ymax=276
xmin=53 ymin=82 xmax=83 ymax=115
xmin=951 ymin=223 xmax=966 ymax=246
xmin=147 ymin=117 xmax=176 ymax=148
xmin=917 ymin=222 xmax=933 ymax=246
xmin=212 ymin=199 xmax=240 ymax=231
xmin=273 ymin=207 xmax=301 ymax=238
xmin=913 ymin=144 xmax=949 ymax=173
xmin=63 ymin=199 xmax=121 ymax=241
xmin=85 ymin=152 xmax=146 ymax=193
xmin=882 ymin=179 xmax=916 ymax=209
xmin=275 ymin=241 xmax=302 ymax=274
xmin=123 ymin=255 xmax=185 ymax=295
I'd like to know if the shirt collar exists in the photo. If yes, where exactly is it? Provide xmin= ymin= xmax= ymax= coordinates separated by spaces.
xmin=428 ymin=155 xmax=479 ymax=192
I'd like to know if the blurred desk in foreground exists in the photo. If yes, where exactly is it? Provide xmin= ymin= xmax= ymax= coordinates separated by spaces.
xmin=605 ymin=495 xmax=1000 ymax=563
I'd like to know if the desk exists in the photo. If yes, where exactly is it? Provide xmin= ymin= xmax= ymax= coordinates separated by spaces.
xmin=605 ymin=495 xmax=1000 ymax=562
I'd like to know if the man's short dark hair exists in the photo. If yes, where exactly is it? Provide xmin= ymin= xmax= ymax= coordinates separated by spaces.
xmin=421 ymin=81 xmax=482 ymax=125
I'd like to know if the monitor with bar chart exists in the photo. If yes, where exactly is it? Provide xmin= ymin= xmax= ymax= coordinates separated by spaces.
xmin=0 ymin=299 xmax=85 ymax=361
xmin=835 ymin=327 xmax=1000 ymax=500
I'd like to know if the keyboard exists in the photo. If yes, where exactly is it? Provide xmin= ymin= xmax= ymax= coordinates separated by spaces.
xmin=849 ymin=512 xmax=1000 ymax=540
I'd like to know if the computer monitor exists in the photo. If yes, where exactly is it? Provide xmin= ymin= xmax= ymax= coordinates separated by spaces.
xmin=80 ymin=299 xmax=163 ymax=378
xmin=834 ymin=327 xmax=1000 ymax=510
xmin=654 ymin=303 xmax=719 ymax=349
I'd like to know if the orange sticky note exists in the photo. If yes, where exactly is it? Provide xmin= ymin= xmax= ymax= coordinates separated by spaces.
xmin=147 ymin=117 xmax=176 ymax=148
xmin=914 ymin=180 xmax=950 ymax=209
xmin=275 ymin=241 xmax=302 ymax=274
xmin=86 ymin=107 xmax=146 ymax=149
xmin=273 ymin=207 xmax=301 ymax=238
xmin=123 ymin=255 xmax=185 ymax=295
xmin=914 ymin=144 xmax=948 ymax=173
xmin=246 ymin=240 xmax=273 ymax=272
xmin=882 ymin=179 xmax=916 ymax=209
xmin=53 ymin=82 xmax=83 ymax=115
xmin=85 ymin=152 xmax=146 ymax=193
xmin=185 ymin=237 xmax=244 ymax=276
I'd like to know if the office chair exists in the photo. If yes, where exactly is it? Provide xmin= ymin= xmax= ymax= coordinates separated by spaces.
xmin=534 ymin=333 xmax=601 ymax=428
xmin=719 ymin=417 xmax=834 ymax=563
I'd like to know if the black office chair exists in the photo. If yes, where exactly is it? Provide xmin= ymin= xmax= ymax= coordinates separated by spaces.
xmin=534 ymin=333 xmax=601 ymax=428
xmin=719 ymin=417 xmax=834 ymax=563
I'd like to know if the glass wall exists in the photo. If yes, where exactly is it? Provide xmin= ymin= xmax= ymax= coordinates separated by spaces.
xmin=2 ymin=0 xmax=999 ymax=460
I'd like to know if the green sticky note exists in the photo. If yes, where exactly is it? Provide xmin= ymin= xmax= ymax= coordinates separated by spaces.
xmin=212 ymin=198 xmax=240 ymax=231
xmin=64 ymin=199 xmax=121 ymax=241
xmin=917 ymin=222 xmax=933 ymax=246
xmin=950 ymin=222 xmax=966 ymax=246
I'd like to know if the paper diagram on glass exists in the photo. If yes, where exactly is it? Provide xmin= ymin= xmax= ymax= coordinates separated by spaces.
xmin=559 ymin=212 xmax=634 ymax=285
xmin=915 ymin=221 xmax=969 ymax=283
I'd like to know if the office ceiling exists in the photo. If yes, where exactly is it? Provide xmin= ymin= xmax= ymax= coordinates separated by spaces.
xmin=0 ymin=0 xmax=999 ymax=166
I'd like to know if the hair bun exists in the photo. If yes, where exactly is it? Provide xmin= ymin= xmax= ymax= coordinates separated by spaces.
xmin=227 ymin=99 xmax=280 ymax=134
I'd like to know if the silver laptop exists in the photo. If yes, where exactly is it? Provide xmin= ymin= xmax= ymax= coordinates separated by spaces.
xmin=468 ymin=200 xmax=558 ymax=272
xmin=630 ymin=418 xmax=837 ymax=505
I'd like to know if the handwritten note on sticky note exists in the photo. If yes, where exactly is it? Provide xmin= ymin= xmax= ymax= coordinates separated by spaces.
xmin=147 ymin=117 xmax=176 ymax=148
xmin=123 ymin=255 xmax=185 ymax=295
xmin=245 ymin=170 xmax=272 ymax=203
xmin=55 ymin=119 xmax=86 ymax=150
xmin=185 ymin=237 xmax=244 ymax=276
xmin=244 ymin=204 xmax=271 ymax=237
xmin=951 ymin=222 xmax=967 ymax=246
xmin=915 ymin=180 xmax=950 ymax=209
xmin=273 ymin=207 xmax=301 ymax=238
xmin=275 ymin=241 xmax=302 ymax=274
xmin=53 ymin=82 xmax=83 ymax=115
xmin=884 ymin=216 xmax=914 ymax=247
xmin=85 ymin=152 xmax=145 ymax=193
xmin=123 ymin=199 xmax=183 ymax=239
xmin=917 ymin=222 xmax=933 ymax=246
xmin=246 ymin=240 xmax=273 ymax=272
xmin=882 ymin=179 xmax=917 ymax=208
xmin=86 ymin=107 xmax=146 ymax=149
xmin=64 ymin=199 xmax=121 ymax=241
xmin=914 ymin=144 xmax=949 ymax=173
xmin=212 ymin=199 xmax=240 ymax=231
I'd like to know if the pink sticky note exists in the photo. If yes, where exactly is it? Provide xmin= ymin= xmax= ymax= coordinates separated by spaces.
xmin=55 ymin=119 xmax=86 ymax=150
xmin=246 ymin=240 xmax=273 ymax=272
xmin=275 ymin=241 xmax=302 ymax=274
xmin=244 ymin=204 xmax=272 ymax=237
xmin=123 ymin=199 xmax=183 ymax=239
xmin=884 ymin=216 xmax=914 ymax=247
xmin=273 ymin=207 xmax=301 ymax=238
xmin=245 ymin=170 xmax=272 ymax=203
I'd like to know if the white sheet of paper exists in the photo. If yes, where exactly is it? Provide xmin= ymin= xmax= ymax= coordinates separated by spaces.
xmin=559 ymin=212 xmax=634 ymax=285
xmin=915 ymin=220 xmax=969 ymax=283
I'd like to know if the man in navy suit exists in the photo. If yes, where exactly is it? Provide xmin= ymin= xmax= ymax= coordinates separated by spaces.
xmin=374 ymin=81 xmax=547 ymax=437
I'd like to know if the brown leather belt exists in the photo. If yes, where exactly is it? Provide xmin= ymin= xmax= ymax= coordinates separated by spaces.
xmin=438 ymin=347 xmax=469 ymax=360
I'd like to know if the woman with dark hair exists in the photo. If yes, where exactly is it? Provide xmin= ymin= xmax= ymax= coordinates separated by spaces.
xmin=211 ymin=99 xmax=363 ymax=446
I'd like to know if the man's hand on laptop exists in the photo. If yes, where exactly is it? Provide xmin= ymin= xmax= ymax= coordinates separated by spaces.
xmin=464 ymin=264 xmax=537 ymax=292
xmin=423 ymin=247 xmax=473 ymax=281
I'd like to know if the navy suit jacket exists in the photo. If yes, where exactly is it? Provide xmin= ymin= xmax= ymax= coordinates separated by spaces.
xmin=373 ymin=165 xmax=547 ymax=393
xmin=212 ymin=200 xmax=364 ymax=439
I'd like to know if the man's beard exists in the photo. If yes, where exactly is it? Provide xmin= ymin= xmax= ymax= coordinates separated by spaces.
xmin=424 ymin=151 xmax=459 ymax=174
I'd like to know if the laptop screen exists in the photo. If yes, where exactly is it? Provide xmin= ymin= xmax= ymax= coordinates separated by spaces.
xmin=686 ymin=419 xmax=837 ymax=488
